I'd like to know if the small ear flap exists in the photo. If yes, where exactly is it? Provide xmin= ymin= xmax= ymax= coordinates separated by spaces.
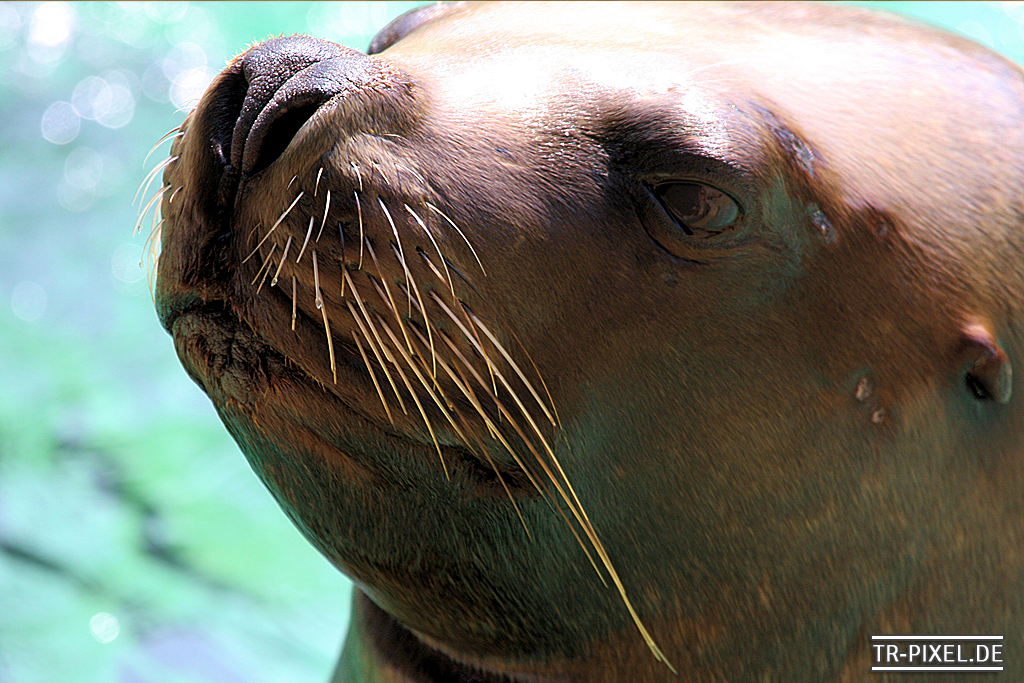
xmin=960 ymin=322 xmax=1013 ymax=405
xmin=368 ymin=2 xmax=467 ymax=55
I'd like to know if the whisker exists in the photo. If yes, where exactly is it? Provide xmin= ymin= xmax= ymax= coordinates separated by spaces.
xmin=350 ymin=162 xmax=363 ymax=192
xmin=397 ymin=276 xmax=435 ymax=377
xmin=466 ymin=310 xmax=557 ymax=426
xmin=142 ymin=217 xmax=163 ymax=268
xmin=143 ymin=218 xmax=164 ymax=297
xmin=314 ymin=166 xmax=324 ymax=197
xmin=345 ymin=299 xmax=405 ymax=421
xmin=133 ymin=154 xmax=177 ymax=206
xmin=364 ymin=238 xmax=413 ymax=353
xmin=295 ymin=215 xmax=315 ymax=263
xmin=352 ymin=327 xmax=393 ymax=423
xmin=437 ymin=326 xmax=669 ymax=665
xmin=417 ymin=249 xmax=449 ymax=288
xmin=424 ymin=328 xmax=545 ymax=489
xmin=374 ymin=314 xmax=450 ymax=478
xmin=405 ymin=325 xmax=530 ymax=535
xmin=291 ymin=275 xmax=297 ymax=330
xmin=426 ymin=202 xmax=485 ymax=275
xmin=507 ymin=328 xmax=561 ymax=425
xmin=312 ymin=249 xmax=323 ymax=310
xmin=313 ymin=250 xmax=337 ymax=383
xmin=271 ymin=235 xmax=293 ymax=287
xmin=376 ymin=198 xmax=413 ymax=315
xmin=428 ymin=291 xmax=498 ymax=400
xmin=344 ymin=269 xmax=409 ymax=416
xmin=406 ymin=204 xmax=455 ymax=297
xmin=243 ymin=191 xmax=304 ymax=264
xmin=316 ymin=189 xmax=331 ymax=241
xmin=167 ymin=184 xmax=183 ymax=205
xmin=133 ymin=184 xmax=168 ymax=236
xmin=143 ymin=127 xmax=183 ymax=166
xmin=425 ymin=297 xmax=603 ymax=578
xmin=253 ymin=242 xmax=278 ymax=294
xmin=355 ymin=191 xmax=365 ymax=269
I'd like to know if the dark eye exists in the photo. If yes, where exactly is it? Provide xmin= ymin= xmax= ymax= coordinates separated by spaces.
xmin=654 ymin=182 xmax=741 ymax=237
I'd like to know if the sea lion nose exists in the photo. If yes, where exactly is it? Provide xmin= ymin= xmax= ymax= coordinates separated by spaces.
xmin=223 ymin=35 xmax=381 ymax=177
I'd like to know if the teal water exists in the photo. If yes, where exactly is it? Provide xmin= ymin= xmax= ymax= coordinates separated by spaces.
xmin=0 ymin=3 xmax=1019 ymax=682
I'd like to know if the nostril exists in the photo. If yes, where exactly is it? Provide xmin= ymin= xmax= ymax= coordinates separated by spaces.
xmin=247 ymin=99 xmax=326 ymax=177
xmin=227 ymin=36 xmax=355 ymax=175
xmin=207 ymin=71 xmax=249 ymax=168
xmin=215 ymin=35 xmax=411 ymax=181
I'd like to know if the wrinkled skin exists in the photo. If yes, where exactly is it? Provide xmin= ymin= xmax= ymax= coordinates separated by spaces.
xmin=154 ymin=3 xmax=1024 ymax=682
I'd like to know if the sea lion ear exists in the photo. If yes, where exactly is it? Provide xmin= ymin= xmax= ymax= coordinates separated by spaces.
xmin=960 ymin=322 xmax=1013 ymax=405
xmin=368 ymin=2 xmax=467 ymax=54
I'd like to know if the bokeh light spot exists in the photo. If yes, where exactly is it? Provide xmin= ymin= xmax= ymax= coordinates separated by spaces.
xmin=11 ymin=281 xmax=47 ymax=322
xmin=41 ymin=101 xmax=80 ymax=145
xmin=89 ymin=613 xmax=120 ymax=644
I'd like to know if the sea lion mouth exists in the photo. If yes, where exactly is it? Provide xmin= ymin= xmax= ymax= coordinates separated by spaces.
xmin=167 ymin=301 xmax=532 ymax=493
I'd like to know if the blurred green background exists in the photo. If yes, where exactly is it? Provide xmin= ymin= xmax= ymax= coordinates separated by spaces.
xmin=0 ymin=2 xmax=1020 ymax=682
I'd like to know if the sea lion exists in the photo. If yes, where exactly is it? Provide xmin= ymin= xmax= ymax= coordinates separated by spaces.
xmin=151 ymin=2 xmax=1024 ymax=681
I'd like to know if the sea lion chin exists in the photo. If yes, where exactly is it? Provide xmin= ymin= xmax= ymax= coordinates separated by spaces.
xmin=151 ymin=2 xmax=1024 ymax=681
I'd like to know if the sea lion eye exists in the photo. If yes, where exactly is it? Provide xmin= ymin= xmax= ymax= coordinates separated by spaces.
xmin=654 ymin=182 xmax=741 ymax=237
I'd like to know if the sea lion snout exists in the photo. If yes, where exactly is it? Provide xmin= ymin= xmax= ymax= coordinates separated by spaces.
xmin=207 ymin=36 xmax=413 ymax=179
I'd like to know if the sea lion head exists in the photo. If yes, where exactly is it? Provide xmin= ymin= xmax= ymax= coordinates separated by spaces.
xmin=153 ymin=2 xmax=1024 ymax=680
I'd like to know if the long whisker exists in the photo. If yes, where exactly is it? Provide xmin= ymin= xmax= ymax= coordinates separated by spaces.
xmin=426 ymin=202 xmax=485 ymax=275
xmin=466 ymin=310 xmax=557 ymax=426
xmin=417 ymin=249 xmax=449 ymax=288
xmin=143 ymin=127 xmax=183 ymax=166
xmin=133 ymin=184 xmax=168 ymax=236
xmin=406 ymin=204 xmax=455 ymax=297
xmin=373 ymin=314 xmax=450 ymax=478
xmin=428 ymin=291 xmax=499 ymax=403
xmin=395 ymin=267 xmax=435 ymax=378
xmin=507 ymin=328 xmax=561 ymax=425
xmin=363 ymin=238 xmax=412 ymax=353
xmin=376 ymin=198 xmax=413 ymax=314
xmin=345 ymin=299 xmax=403 ymax=422
xmin=406 ymin=324 xmax=531 ymax=536
xmin=426 ymin=330 xmax=544 ymax=493
xmin=425 ymin=296 xmax=595 ymax=540
xmin=440 ymin=314 xmax=671 ymax=666
xmin=351 ymin=328 xmax=393 ymax=423
xmin=344 ymin=269 xmax=409 ymax=417
xmin=134 ymin=154 xmax=177 ymax=206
